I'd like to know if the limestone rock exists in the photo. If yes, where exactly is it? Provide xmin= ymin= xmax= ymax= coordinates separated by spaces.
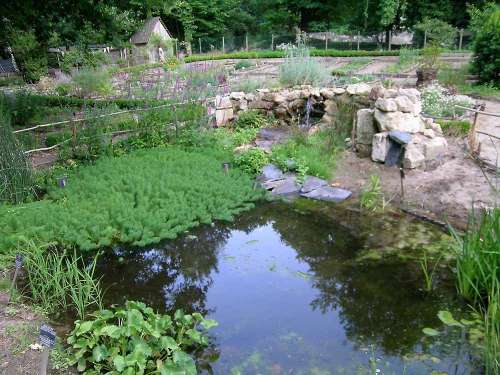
xmin=273 ymin=93 xmax=286 ymax=104
xmin=215 ymin=108 xmax=234 ymax=126
xmin=423 ymin=129 xmax=436 ymax=138
xmin=394 ymin=95 xmax=420 ymax=114
xmin=324 ymin=99 xmax=338 ymax=115
xmin=403 ymin=144 xmax=425 ymax=169
xmin=301 ymin=176 xmax=328 ymax=194
xmin=245 ymin=93 xmax=255 ymax=101
xmin=215 ymin=95 xmax=232 ymax=109
xmin=347 ymin=83 xmax=371 ymax=95
xmin=301 ymin=186 xmax=352 ymax=202
xmin=310 ymin=87 xmax=321 ymax=98
xmin=398 ymin=88 xmax=420 ymax=104
xmin=230 ymin=92 xmax=245 ymax=100
xmin=286 ymin=90 xmax=301 ymax=101
xmin=374 ymin=109 xmax=424 ymax=133
xmin=249 ymin=100 xmax=274 ymax=110
xmin=423 ymin=137 xmax=447 ymax=160
xmin=383 ymin=89 xmax=399 ymax=98
xmin=332 ymin=87 xmax=346 ymax=95
xmin=320 ymin=88 xmax=335 ymax=99
xmin=375 ymin=98 xmax=398 ymax=112
xmin=356 ymin=109 xmax=376 ymax=146
xmin=372 ymin=133 xmax=390 ymax=162
xmin=290 ymin=98 xmax=306 ymax=110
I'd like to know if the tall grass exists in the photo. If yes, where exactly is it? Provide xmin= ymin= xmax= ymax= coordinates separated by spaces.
xmin=279 ymin=46 xmax=329 ymax=87
xmin=22 ymin=241 xmax=102 ymax=319
xmin=0 ymin=98 xmax=34 ymax=204
xmin=451 ymin=208 xmax=500 ymax=374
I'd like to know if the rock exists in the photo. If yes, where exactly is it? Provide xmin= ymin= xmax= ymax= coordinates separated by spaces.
xmin=230 ymin=92 xmax=245 ymax=100
xmin=215 ymin=95 xmax=232 ymax=109
xmin=423 ymin=129 xmax=436 ymax=138
xmin=346 ymin=83 xmax=371 ymax=95
xmin=290 ymin=98 xmax=306 ymax=110
xmin=301 ymin=186 xmax=352 ymax=202
xmin=321 ymin=114 xmax=335 ymax=126
xmin=375 ymin=98 xmax=398 ymax=112
xmin=355 ymin=109 xmax=376 ymax=146
xmin=254 ymin=140 xmax=274 ymax=153
xmin=248 ymin=100 xmax=274 ymax=110
xmin=310 ymin=87 xmax=321 ymax=98
xmin=374 ymin=110 xmax=424 ymax=133
xmin=428 ymin=122 xmax=443 ymax=135
xmin=324 ymin=99 xmax=338 ymax=115
xmin=383 ymin=88 xmax=399 ymax=98
xmin=257 ymin=164 xmax=284 ymax=182
xmin=256 ymin=88 xmax=270 ymax=94
xmin=372 ymin=133 xmax=390 ymax=162
xmin=388 ymin=130 xmax=412 ymax=145
xmin=423 ymin=137 xmax=447 ymax=160
xmin=369 ymin=85 xmax=386 ymax=100
xmin=215 ymin=108 xmax=234 ymax=126
xmin=332 ymin=87 xmax=346 ymax=95
xmin=403 ymin=144 xmax=425 ymax=169
xmin=273 ymin=106 xmax=288 ymax=118
xmin=273 ymin=94 xmax=286 ymax=104
xmin=271 ymin=177 xmax=301 ymax=196
xmin=233 ymin=144 xmax=253 ymax=154
xmin=398 ymin=88 xmax=420 ymax=103
xmin=261 ymin=178 xmax=286 ymax=190
xmin=320 ymin=88 xmax=335 ymax=99
xmin=394 ymin=95 xmax=420 ymax=114
xmin=301 ymin=176 xmax=328 ymax=193
xmin=245 ymin=93 xmax=255 ymax=101
xmin=258 ymin=128 xmax=289 ymax=142
xmin=286 ymin=90 xmax=301 ymax=101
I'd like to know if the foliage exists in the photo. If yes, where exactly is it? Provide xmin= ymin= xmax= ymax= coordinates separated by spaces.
xmin=331 ymin=58 xmax=372 ymax=76
xmin=66 ymin=301 xmax=217 ymax=374
xmin=279 ymin=46 xmax=329 ymax=87
xmin=234 ymin=148 xmax=270 ymax=176
xmin=360 ymin=175 xmax=385 ymax=211
xmin=234 ymin=110 xmax=269 ymax=129
xmin=436 ymin=119 xmax=471 ymax=137
xmin=0 ymin=101 xmax=34 ymax=204
xmin=0 ymin=148 xmax=263 ymax=252
xmin=8 ymin=29 xmax=47 ymax=82
xmin=22 ymin=241 xmax=102 ymax=319
xmin=234 ymin=60 xmax=253 ymax=70
xmin=415 ymin=18 xmax=458 ymax=48
xmin=60 ymin=49 xmax=110 ymax=73
xmin=421 ymin=84 xmax=475 ymax=117
xmin=418 ymin=43 xmax=443 ymax=71
xmin=385 ymin=48 xmax=419 ymax=73
xmin=471 ymin=6 xmax=500 ymax=86
xmin=0 ymin=76 xmax=24 ymax=87
xmin=72 ymin=69 xmax=113 ymax=98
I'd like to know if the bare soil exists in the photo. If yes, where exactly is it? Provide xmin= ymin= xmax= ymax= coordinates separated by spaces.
xmin=333 ymin=138 xmax=498 ymax=230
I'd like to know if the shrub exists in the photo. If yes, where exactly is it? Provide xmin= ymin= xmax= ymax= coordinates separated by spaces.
xmin=8 ymin=29 xmax=47 ymax=82
xmin=234 ymin=110 xmax=268 ymax=129
xmin=0 ymin=76 xmax=24 ymax=87
xmin=55 ymin=83 xmax=73 ymax=96
xmin=279 ymin=46 xmax=329 ymax=87
xmin=235 ymin=60 xmax=253 ymax=70
xmin=415 ymin=18 xmax=458 ymax=48
xmin=0 ymin=147 xmax=263 ymax=251
xmin=471 ymin=6 xmax=500 ymax=86
xmin=67 ymin=301 xmax=217 ymax=374
xmin=234 ymin=148 xmax=269 ymax=176
xmin=72 ymin=69 xmax=113 ymax=98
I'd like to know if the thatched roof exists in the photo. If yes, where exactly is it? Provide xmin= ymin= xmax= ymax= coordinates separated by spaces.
xmin=130 ymin=17 xmax=171 ymax=45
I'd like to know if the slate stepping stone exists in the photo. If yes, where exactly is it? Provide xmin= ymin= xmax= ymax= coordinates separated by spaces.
xmin=270 ymin=177 xmax=301 ymax=196
xmin=257 ymin=164 xmax=284 ymax=182
xmin=301 ymin=186 xmax=352 ymax=202
xmin=300 ymin=176 xmax=328 ymax=193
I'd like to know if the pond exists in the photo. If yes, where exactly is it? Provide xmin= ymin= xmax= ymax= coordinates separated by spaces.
xmin=95 ymin=200 xmax=479 ymax=374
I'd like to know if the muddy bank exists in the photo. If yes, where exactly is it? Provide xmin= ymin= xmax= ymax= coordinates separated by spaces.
xmin=334 ymin=137 xmax=498 ymax=230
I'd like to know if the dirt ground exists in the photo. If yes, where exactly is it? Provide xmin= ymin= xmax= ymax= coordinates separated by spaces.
xmin=334 ymin=137 xmax=498 ymax=230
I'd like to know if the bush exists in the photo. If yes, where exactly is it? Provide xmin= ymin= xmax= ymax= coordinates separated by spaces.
xmin=60 ymin=49 xmax=110 ymax=73
xmin=0 ymin=76 xmax=24 ymax=87
xmin=415 ymin=18 xmax=458 ymax=48
xmin=471 ymin=6 xmax=500 ymax=86
xmin=8 ymin=29 xmax=47 ymax=82
xmin=67 ymin=301 xmax=217 ymax=374
xmin=436 ymin=119 xmax=471 ymax=137
xmin=234 ymin=110 xmax=268 ymax=129
xmin=234 ymin=148 xmax=270 ymax=175
xmin=235 ymin=60 xmax=253 ymax=70
xmin=72 ymin=69 xmax=113 ymax=98
xmin=0 ymin=147 xmax=263 ymax=251
xmin=279 ymin=46 xmax=329 ymax=87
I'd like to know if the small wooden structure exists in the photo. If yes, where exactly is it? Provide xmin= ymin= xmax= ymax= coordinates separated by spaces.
xmin=130 ymin=17 xmax=174 ymax=64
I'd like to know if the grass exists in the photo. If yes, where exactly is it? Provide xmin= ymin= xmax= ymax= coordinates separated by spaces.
xmin=437 ymin=64 xmax=500 ymax=100
xmin=436 ymin=119 xmax=471 ymax=137
xmin=384 ymin=48 xmax=419 ymax=73
xmin=0 ymin=147 xmax=263 ymax=252
xmin=360 ymin=175 xmax=385 ymax=211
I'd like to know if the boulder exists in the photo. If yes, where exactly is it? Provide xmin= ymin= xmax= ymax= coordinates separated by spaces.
xmin=332 ymin=87 xmax=346 ymax=95
xmin=301 ymin=176 xmax=328 ymax=193
xmin=286 ymin=90 xmax=302 ymax=101
xmin=230 ymin=92 xmax=245 ymax=100
xmin=403 ymin=144 xmax=425 ymax=169
xmin=324 ymin=99 xmax=338 ymax=115
xmin=346 ymin=83 xmax=371 ymax=95
xmin=423 ymin=137 xmax=447 ymax=160
xmin=215 ymin=108 xmax=234 ymax=126
xmin=215 ymin=95 xmax=232 ymax=109
xmin=423 ymin=129 xmax=436 ymax=138
xmin=356 ymin=109 xmax=376 ymax=146
xmin=273 ymin=94 xmax=286 ymax=104
xmin=374 ymin=109 xmax=424 ymax=133
xmin=388 ymin=130 xmax=412 ymax=145
xmin=310 ymin=87 xmax=321 ymax=98
xmin=375 ymin=98 xmax=398 ymax=112
xmin=248 ymin=100 xmax=274 ymax=110
xmin=290 ymin=98 xmax=307 ymax=110
xmin=394 ymin=95 xmax=420 ymax=114
xmin=320 ymin=88 xmax=335 ymax=99
xmin=257 ymin=164 xmax=284 ymax=182
xmin=301 ymin=186 xmax=352 ymax=202
xmin=398 ymin=88 xmax=420 ymax=104
xmin=271 ymin=177 xmax=301 ymax=196
xmin=372 ymin=133 xmax=390 ymax=162
xmin=245 ymin=93 xmax=255 ymax=101
xmin=383 ymin=88 xmax=399 ymax=98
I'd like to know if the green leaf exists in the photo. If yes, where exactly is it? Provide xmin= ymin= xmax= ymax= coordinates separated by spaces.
xmin=100 ymin=325 xmax=122 ymax=339
xmin=160 ymin=336 xmax=179 ymax=351
xmin=172 ymin=351 xmax=197 ymax=375
xmin=200 ymin=319 xmax=218 ymax=330
xmin=437 ymin=310 xmax=463 ymax=327
xmin=113 ymin=355 xmax=126 ymax=372
xmin=422 ymin=327 xmax=440 ymax=336
xmin=77 ymin=321 xmax=93 ymax=335
xmin=92 ymin=344 xmax=108 ymax=362
xmin=77 ymin=357 xmax=87 ymax=372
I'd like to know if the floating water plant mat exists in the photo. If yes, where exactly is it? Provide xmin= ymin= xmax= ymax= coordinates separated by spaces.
xmin=0 ymin=148 xmax=263 ymax=251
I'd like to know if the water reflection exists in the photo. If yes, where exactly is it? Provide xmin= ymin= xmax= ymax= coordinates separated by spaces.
xmin=96 ymin=201 xmax=476 ymax=374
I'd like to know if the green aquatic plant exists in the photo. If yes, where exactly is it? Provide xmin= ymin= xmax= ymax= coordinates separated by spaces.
xmin=66 ymin=301 xmax=217 ymax=374
xmin=419 ymin=251 xmax=443 ymax=292
xmin=360 ymin=175 xmax=385 ymax=212
xmin=0 ymin=148 xmax=262 ymax=252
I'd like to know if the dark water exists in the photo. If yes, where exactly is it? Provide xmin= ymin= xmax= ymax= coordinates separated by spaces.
xmin=96 ymin=200 xmax=479 ymax=374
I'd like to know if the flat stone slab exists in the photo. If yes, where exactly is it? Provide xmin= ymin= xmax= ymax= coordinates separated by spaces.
xmin=300 ymin=176 xmax=328 ymax=193
xmin=270 ymin=177 xmax=301 ymax=196
xmin=388 ymin=130 xmax=412 ymax=145
xmin=254 ymin=140 xmax=275 ymax=153
xmin=257 ymin=164 xmax=284 ymax=182
xmin=301 ymin=186 xmax=352 ymax=202
xmin=258 ymin=128 xmax=290 ymax=142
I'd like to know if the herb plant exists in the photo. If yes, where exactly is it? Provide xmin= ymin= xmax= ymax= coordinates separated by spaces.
xmin=67 ymin=301 xmax=217 ymax=374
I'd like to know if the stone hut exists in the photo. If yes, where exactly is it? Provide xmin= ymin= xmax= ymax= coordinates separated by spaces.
xmin=130 ymin=17 xmax=174 ymax=64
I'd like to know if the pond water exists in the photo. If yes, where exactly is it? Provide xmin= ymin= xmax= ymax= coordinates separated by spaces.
xmin=96 ymin=200 xmax=480 ymax=374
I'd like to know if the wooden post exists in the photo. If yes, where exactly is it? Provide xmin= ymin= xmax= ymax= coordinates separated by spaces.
xmin=199 ymin=38 xmax=202 ymax=54
xmin=222 ymin=36 xmax=225 ymax=54
xmin=357 ymin=31 xmax=360 ymax=51
xmin=469 ymin=104 xmax=485 ymax=154
xmin=271 ymin=34 xmax=274 ymax=50
xmin=459 ymin=29 xmax=464 ymax=51
xmin=39 ymin=349 xmax=49 ymax=375
xmin=71 ymin=113 xmax=77 ymax=152
xmin=246 ymin=33 xmax=249 ymax=51
xmin=424 ymin=30 xmax=427 ymax=48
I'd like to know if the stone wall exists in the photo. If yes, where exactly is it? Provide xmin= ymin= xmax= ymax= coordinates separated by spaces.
xmin=216 ymin=83 xmax=447 ymax=169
